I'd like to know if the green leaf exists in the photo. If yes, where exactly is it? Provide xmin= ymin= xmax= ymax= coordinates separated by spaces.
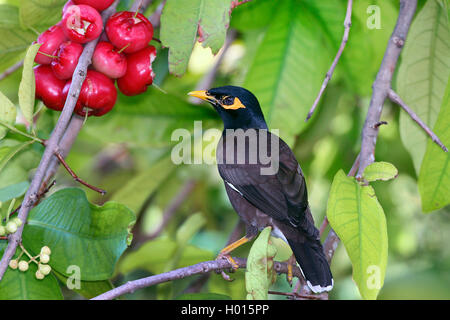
xmin=0 ymin=140 xmax=34 ymax=174
xmin=0 ymin=91 xmax=17 ymax=140
xmin=176 ymin=293 xmax=231 ymax=300
xmin=245 ymin=227 xmax=277 ymax=300
xmin=18 ymin=43 xmax=40 ymax=125
xmin=363 ymin=161 xmax=399 ymax=182
xmin=160 ymin=0 xmax=232 ymax=76
xmin=52 ymin=270 xmax=115 ymax=299
xmin=22 ymin=188 xmax=136 ymax=281
xmin=118 ymin=238 xmax=213 ymax=275
xmin=327 ymin=170 xmax=388 ymax=300
xmin=0 ymin=27 xmax=36 ymax=73
xmin=243 ymin=0 xmax=329 ymax=145
xmin=111 ymin=156 xmax=176 ymax=213
xmin=0 ymin=181 xmax=29 ymax=202
xmin=230 ymin=0 xmax=277 ymax=31
xmin=418 ymin=74 xmax=450 ymax=212
xmin=176 ymin=213 xmax=206 ymax=245
xmin=0 ymin=244 xmax=63 ymax=300
xmin=19 ymin=0 xmax=66 ymax=29
xmin=398 ymin=0 xmax=450 ymax=174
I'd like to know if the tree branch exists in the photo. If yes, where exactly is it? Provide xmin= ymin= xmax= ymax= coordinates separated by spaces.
xmin=306 ymin=0 xmax=353 ymax=121
xmin=0 ymin=0 xmax=120 ymax=281
xmin=130 ymin=0 xmax=153 ymax=13
xmin=388 ymin=89 xmax=448 ymax=152
xmin=91 ymin=257 xmax=303 ymax=300
xmin=357 ymin=0 xmax=417 ymax=178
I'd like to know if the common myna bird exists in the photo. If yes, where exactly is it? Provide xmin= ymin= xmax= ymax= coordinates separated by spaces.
xmin=188 ymin=86 xmax=333 ymax=293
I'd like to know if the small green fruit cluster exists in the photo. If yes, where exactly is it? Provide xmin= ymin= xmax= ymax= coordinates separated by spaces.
xmin=8 ymin=245 xmax=52 ymax=280
xmin=0 ymin=217 xmax=22 ymax=236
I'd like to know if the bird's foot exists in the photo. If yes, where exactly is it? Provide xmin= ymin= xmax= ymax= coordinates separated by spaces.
xmin=285 ymin=254 xmax=297 ymax=286
xmin=216 ymin=253 xmax=239 ymax=281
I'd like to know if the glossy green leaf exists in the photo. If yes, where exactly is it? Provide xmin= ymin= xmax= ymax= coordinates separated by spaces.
xmin=230 ymin=0 xmax=277 ymax=31
xmin=22 ymin=188 xmax=136 ymax=281
xmin=0 ymin=244 xmax=63 ymax=300
xmin=160 ymin=0 xmax=232 ymax=76
xmin=245 ymin=227 xmax=277 ymax=300
xmin=0 ymin=91 xmax=17 ymax=140
xmin=19 ymin=0 xmax=65 ymax=29
xmin=0 ymin=27 xmax=35 ymax=74
xmin=398 ymin=0 xmax=450 ymax=174
xmin=327 ymin=170 xmax=388 ymax=300
xmin=18 ymin=43 xmax=40 ymax=125
xmin=111 ymin=156 xmax=176 ymax=213
xmin=118 ymin=238 xmax=213 ymax=275
xmin=363 ymin=161 xmax=398 ymax=182
xmin=0 ymin=181 xmax=29 ymax=202
xmin=419 ymin=75 xmax=450 ymax=212
xmin=244 ymin=0 xmax=329 ymax=145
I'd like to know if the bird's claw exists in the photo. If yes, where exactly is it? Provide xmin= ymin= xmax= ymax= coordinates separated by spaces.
xmin=216 ymin=253 xmax=239 ymax=281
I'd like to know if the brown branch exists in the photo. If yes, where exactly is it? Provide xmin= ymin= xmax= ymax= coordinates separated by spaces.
xmin=54 ymin=151 xmax=106 ymax=195
xmin=388 ymin=89 xmax=448 ymax=152
xmin=306 ymin=0 xmax=353 ymax=121
xmin=148 ymin=0 xmax=165 ymax=28
xmin=130 ymin=0 xmax=153 ymax=13
xmin=0 ymin=0 xmax=120 ymax=281
xmin=0 ymin=60 xmax=24 ymax=82
xmin=357 ymin=0 xmax=418 ymax=178
xmin=91 ymin=257 xmax=303 ymax=300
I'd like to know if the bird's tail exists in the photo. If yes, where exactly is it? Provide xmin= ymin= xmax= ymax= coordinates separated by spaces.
xmin=286 ymin=236 xmax=333 ymax=293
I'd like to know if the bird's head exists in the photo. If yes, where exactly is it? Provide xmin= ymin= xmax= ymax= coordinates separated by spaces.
xmin=188 ymin=86 xmax=268 ymax=130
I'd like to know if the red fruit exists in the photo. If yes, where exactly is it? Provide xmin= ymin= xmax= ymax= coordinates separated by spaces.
xmin=34 ymin=65 xmax=67 ymax=111
xmin=34 ymin=25 xmax=67 ymax=64
xmin=92 ymin=42 xmax=127 ymax=79
xmin=117 ymin=46 xmax=156 ymax=96
xmin=51 ymin=41 xmax=84 ymax=80
xmin=62 ymin=4 xmax=103 ymax=44
xmin=63 ymin=70 xmax=117 ymax=116
xmin=73 ymin=0 xmax=114 ymax=11
xmin=106 ymin=11 xmax=153 ymax=54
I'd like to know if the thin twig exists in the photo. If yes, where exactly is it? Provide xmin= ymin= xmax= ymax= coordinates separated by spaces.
xmin=388 ymin=89 xmax=448 ymax=152
xmin=357 ymin=0 xmax=418 ymax=178
xmin=268 ymin=290 xmax=327 ymax=300
xmin=306 ymin=0 xmax=353 ymax=121
xmin=91 ymin=257 xmax=303 ymax=300
xmin=0 ymin=1 xmax=120 ymax=281
xmin=130 ymin=0 xmax=153 ymax=13
xmin=54 ymin=151 xmax=106 ymax=195
xmin=0 ymin=60 xmax=24 ymax=82
xmin=148 ymin=0 xmax=165 ymax=28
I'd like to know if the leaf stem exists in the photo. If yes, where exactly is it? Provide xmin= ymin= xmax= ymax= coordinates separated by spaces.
xmin=0 ymin=120 xmax=43 ymax=143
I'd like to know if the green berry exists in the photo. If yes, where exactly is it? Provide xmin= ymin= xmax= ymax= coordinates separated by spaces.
xmin=39 ymin=264 xmax=52 ymax=276
xmin=0 ymin=225 xmax=6 ymax=236
xmin=5 ymin=221 xmax=17 ymax=234
xmin=40 ymin=254 xmax=50 ymax=264
xmin=11 ymin=217 xmax=22 ymax=227
xmin=18 ymin=260 xmax=29 ymax=272
xmin=35 ymin=270 xmax=45 ymax=280
xmin=9 ymin=259 xmax=18 ymax=270
xmin=40 ymin=246 xmax=51 ymax=256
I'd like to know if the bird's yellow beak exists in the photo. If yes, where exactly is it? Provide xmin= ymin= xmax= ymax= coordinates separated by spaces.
xmin=187 ymin=90 xmax=210 ymax=101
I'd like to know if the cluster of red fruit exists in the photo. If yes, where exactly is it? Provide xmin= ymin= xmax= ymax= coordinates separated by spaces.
xmin=34 ymin=0 xmax=156 ymax=117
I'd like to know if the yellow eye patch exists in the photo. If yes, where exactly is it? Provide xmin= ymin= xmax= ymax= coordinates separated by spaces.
xmin=221 ymin=96 xmax=246 ymax=110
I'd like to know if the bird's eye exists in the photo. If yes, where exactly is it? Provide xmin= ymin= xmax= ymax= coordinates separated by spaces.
xmin=222 ymin=96 xmax=235 ymax=105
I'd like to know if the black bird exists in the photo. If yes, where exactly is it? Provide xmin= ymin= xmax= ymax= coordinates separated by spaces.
xmin=188 ymin=86 xmax=333 ymax=293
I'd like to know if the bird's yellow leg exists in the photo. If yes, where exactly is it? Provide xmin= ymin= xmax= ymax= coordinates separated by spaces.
xmin=217 ymin=236 xmax=251 ymax=270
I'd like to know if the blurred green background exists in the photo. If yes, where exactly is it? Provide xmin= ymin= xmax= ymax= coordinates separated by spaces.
xmin=0 ymin=0 xmax=449 ymax=300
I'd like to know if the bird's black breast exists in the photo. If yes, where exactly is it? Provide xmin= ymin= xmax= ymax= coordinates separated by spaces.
xmin=216 ymin=129 xmax=317 ymax=240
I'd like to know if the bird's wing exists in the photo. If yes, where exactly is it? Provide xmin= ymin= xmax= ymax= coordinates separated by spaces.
xmin=218 ymin=132 xmax=318 ymax=239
